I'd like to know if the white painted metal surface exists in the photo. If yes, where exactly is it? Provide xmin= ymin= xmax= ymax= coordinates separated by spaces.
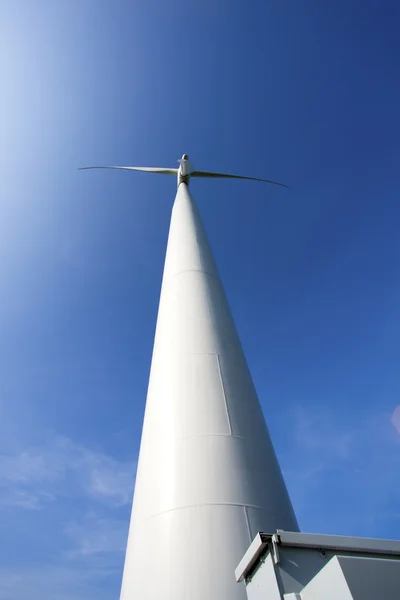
xmin=276 ymin=530 xmax=400 ymax=555
xmin=119 ymin=182 xmax=298 ymax=600
xmin=300 ymin=555 xmax=400 ymax=600
xmin=238 ymin=530 xmax=400 ymax=599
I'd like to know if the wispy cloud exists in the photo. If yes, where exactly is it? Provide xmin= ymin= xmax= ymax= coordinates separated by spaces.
xmin=65 ymin=515 xmax=128 ymax=558
xmin=0 ymin=432 xmax=135 ymax=600
xmin=0 ymin=434 xmax=136 ymax=510
xmin=0 ymin=563 xmax=119 ymax=600
xmin=280 ymin=405 xmax=400 ymax=537
xmin=391 ymin=405 xmax=400 ymax=436
xmin=1 ymin=489 xmax=56 ymax=510
xmin=290 ymin=405 xmax=354 ymax=459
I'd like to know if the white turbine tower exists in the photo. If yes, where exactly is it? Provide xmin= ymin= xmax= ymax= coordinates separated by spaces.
xmin=81 ymin=155 xmax=299 ymax=600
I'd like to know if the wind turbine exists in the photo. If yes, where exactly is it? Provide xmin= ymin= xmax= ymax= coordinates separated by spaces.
xmin=80 ymin=153 xmax=289 ymax=188
xmin=81 ymin=155 xmax=298 ymax=600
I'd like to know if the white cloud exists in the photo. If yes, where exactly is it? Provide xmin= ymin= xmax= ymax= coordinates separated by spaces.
xmin=0 ymin=434 xmax=136 ymax=510
xmin=0 ymin=433 xmax=134 ymax=599
xmin=290 ymin=405 xmax=354 ymax=459
xmin=65 ymin=515 xmax=128 ymax=557
xmin=0 ymin=451 xmax=60 ymax=484
xmin=0 ymin=563 xmax=118 ymax=600
xmin=280 ymin=405 xmax=400 ymax=536
xmin=1 ymin=488 xmax=56 ymax=510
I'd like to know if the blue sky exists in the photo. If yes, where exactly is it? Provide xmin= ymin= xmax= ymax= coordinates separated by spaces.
xmin=1 ymin=0 xmax=400 ymax=598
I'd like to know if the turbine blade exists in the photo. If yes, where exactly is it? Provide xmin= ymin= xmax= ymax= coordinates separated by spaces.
xmin=191 ymin=170 xmax=289 ymax=188
xmin=79 ymin=166 xmax=178 ymax=175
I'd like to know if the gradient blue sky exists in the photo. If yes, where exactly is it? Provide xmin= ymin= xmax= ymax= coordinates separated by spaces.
xmin=1 ymin=1 xmax=400 ymax=598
